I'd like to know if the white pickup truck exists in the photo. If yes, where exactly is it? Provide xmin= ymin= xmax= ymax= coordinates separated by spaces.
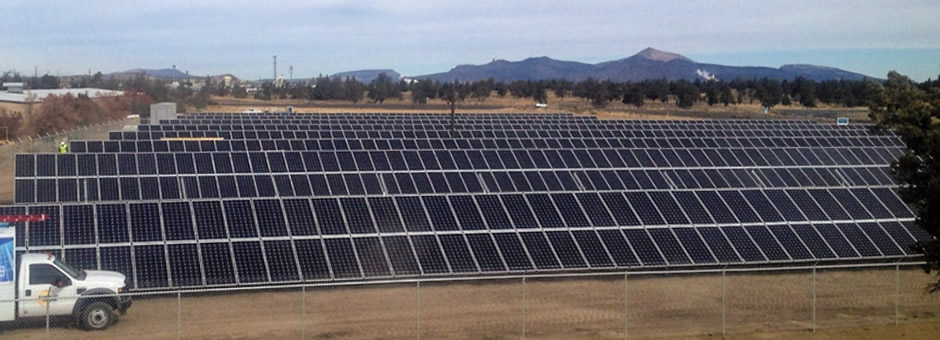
xmin=1 ymin=222 xmax=131 ymax=330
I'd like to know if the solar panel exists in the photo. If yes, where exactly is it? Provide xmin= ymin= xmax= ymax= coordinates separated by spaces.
xmin=743 ymin=225 xmax=789 ymax=261
xmin=791 ymin=224 xmax=837 ymax=259
xmin=722 ymin=226 xmax=765 ymax=262
xmin=383 ymin=236 xmax=422 ymax=276
xmin=438 ymin=234 xmax=478 ymax=273
xmin=766 ymin=225 xmax=813 ymax=260
xmin=672 ymin=228 xmax=716 ymax=264
xmin=572 ymin=231 xmax=614 ymax=268
xmin=6 ymin=113 xmax=924 ymax=290
xmin=697 ymin=227 xmax=741 ymax=263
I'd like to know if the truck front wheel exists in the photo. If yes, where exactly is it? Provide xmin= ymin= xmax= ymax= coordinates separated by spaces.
xmin=80 ymin=301 xmax=115 ymax=330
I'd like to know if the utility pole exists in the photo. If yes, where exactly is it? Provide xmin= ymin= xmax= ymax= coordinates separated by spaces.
xmin=273 ymin=55 xmax=277 ymax=80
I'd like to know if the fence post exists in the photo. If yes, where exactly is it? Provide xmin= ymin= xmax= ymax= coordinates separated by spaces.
xmin=623 ymin=272 xmax=628 ymax=340
xmin=721 ymin=269 xmax=726 ymax=337
xmin=812 ymin=265 xmax=816 ymax=333
xmin=177 ymin=290 xmax=182 ymax=340
xmin=522 ymin=276 xmax=526 ymax=340
xmin=45 ymin=296 xmax=50 ymax=340
xmin=302 ymin=286 xmax=306 ymax=340
xmin=895 ymin=263 xmax=900 ymax=325
xmin=416 ymin=281 xmax=421 ymax=340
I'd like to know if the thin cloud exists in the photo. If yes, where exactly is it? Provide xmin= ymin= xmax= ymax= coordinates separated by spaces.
xmin=1 ymin=0 xmax=937 ymax=80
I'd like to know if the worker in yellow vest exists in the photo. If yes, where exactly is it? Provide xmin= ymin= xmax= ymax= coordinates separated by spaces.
xmin=59 ymin=141 xmax=68 ymax=154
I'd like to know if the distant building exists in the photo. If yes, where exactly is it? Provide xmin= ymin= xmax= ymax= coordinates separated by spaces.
xmin=0 ymin=82 xmax=123 ymax=113
xmin=0 ymin=83 xmax=123 ymax=104
xmin=150 ymin=102 xmax=177 ymax=125
xmin=273 ymin=75 xmax=287 ymax=88
xmin=3 ymin=82 xmax=24 ymax=93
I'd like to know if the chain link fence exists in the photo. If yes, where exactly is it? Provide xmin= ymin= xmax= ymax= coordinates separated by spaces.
xmin=1 ymin=262 xmax=938 ymax=339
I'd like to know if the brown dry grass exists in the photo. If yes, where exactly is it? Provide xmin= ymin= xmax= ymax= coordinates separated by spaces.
xmin=5 ymin=268 xmax=939 ymax=339
xmin=205 ymin=93 xmax=865 ymax=123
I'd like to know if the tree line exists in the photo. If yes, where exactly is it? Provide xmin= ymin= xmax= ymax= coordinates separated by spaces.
xmin=234 ymin=73 xmax=895 ymax=110
xmin=3 ymin=69 xmax=902 ymax=112
xmin=0 ymin=92 xmax=152 ymax=140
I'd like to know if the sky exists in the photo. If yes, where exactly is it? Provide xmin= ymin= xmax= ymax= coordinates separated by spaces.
xmin=1 ymin=0 xmax=938 ymax=81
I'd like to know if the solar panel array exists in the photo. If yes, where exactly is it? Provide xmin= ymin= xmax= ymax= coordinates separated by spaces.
xmin=7 ymin=113 xmax=928 ymax=291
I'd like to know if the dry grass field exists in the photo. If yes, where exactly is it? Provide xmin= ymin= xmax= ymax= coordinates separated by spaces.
xmin=4 ymin=268 xmax=939 ymax=339
xmin=205 ymin=93 xmax=867 ymax=122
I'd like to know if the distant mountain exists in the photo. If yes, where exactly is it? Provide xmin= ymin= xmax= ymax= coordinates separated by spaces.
xmin=108 ymin=68 xmax=191 ymax=79
xmin=778 ymin=64 xmax=874 ymax=82
xmin=331 ymin=69 xmax=400 ymax=83
xmin=418 ymin=57 xmax=595 ymax=82
xmin=103 ymin=69 xmax=241 ymax=84
xmin=585 ymin=48 xmax=702 ymax=82
xmin=413 ymin=47 xmax=873 ymax=82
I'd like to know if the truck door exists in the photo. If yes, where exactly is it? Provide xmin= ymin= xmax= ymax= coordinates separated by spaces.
xmin=0 ymin=233 xmax=13 ymax=322
xmin=19 ymin=264 xmax=77 ymax=318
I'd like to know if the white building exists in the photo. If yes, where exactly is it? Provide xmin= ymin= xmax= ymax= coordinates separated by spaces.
xmin=0 ymin=82 xmax=123 ymax=104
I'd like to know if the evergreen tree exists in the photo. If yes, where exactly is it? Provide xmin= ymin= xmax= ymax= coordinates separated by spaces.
xmin=605 ymin=81 xmax=623 ymax=103
xmin=470 ymin=78 xmax=492 ymax=101
xmin=705 ymin=82 xmax=720 ymax=106
xmin=673 ymin=80 xmax=698 ymax=108
xmin=494 ymin=82 xmax=508 ymax=97
xmin=644 ymin=79 xmax=670 ymax=103
xmin=313 ymin=75 xmax=333 ymax=100
xmin=367 ymin=73 xmax=395 ymax=103
xmin=719 ymin=84 xmax=734 ymax=106
xmin=411 ymin=79 xmax=433 ymax=105
xmin=756 ymin=78 xmax=783 ymax=110
xmin=509 ymin=81 xmax=529 ymax=98
xmin=533 ymin=84 xmax=548 ymax=104
xmin=870 ymin=71 xmax=940 ymax=292
xmin=231 ymin=84 xmax=247 ymax=98
xmin=331 ymin=76 xmax=347 ymax=100
xmin=797 ymin=77 xmax=817 ymax=107
xmin=622 ymin=84 xmax=645 ymax=108
xmin=553 ymin=80 xmax=572 ymax=99
xmin=344 ymin=77 xmax=365 ymax=103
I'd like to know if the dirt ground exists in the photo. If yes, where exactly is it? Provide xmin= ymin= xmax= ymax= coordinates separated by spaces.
xmin=3 ymin=268 xmax=939 ymax=339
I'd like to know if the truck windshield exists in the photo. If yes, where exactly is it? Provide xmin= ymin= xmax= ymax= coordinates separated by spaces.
xmin=53 ymin=258 xmax=86 ymax=280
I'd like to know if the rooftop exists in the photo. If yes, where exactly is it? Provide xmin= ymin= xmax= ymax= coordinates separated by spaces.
xmin=0 ymin=87 xmax=124 ymax=103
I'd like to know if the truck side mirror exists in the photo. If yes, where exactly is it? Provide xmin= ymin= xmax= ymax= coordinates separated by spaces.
xmin=55 ymin=277 xmax=71 ymax=288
